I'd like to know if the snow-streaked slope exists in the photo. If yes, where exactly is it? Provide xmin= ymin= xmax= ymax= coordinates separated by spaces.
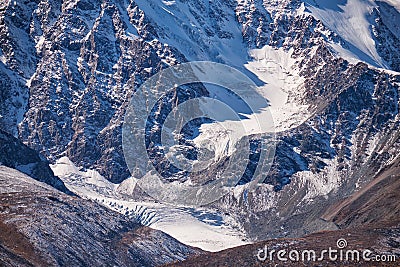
xmin=51 ymin=157 xmax=249 ymax=252
xmin=304 ymin=0 xmax=386 ymax=68
xmin=381 ymin=0 xmax=400 ymax=12
xmin=134 ymin=0 xmax=248 ymax=64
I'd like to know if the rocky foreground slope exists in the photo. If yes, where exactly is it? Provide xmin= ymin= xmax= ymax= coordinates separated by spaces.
xmin=168 ymin=164 xmax=400 ymax=266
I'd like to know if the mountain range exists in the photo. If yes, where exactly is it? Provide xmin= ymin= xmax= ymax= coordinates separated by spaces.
xmin=0 ymin=0 xmax=399 ymax=266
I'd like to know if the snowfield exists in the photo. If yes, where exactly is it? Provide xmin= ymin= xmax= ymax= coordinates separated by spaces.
xmin=51 ymin=157 xmax=249 ymax=252
xmin=245 ymin=46 xmax=310 ymax=132
xmin=304 ymin=0 xmax=386 ymax=68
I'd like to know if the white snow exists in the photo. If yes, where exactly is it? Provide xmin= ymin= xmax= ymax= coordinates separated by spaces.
xmin=51 ymin=157 xmax=118 ymax=194
xmin=35 ymin=36 xmax=45 ymax=54
xmin=304 ymin=0 xmax=386 ymax=68
xmin=162 ymin=46 xmax=311 ymax=166
xmin=162 ymin=0 xmax=176 ymax=6
xmin=51 ymin=157 xmax=249 ymax=252
xmin=151 ymin=211 xmax=248 ymax=251
xmin=293 ymin=146 xmax=301 ymax=154
xmin=101 ymin=197 xmax=249 ymax=251
xmin=134 ymin=0 xmax=248 ymax=64
xmin=189 ymin=110 xmax=274 ymax=163
xmin=129 ymin=0 xmax=313 ymax=171
xmin=294 ymin=158 xmax=342 ymax=201
xmin=0 ymin=47 xmax=6 ymax=65
xmin=245 ymin=46 xmax=310 ymax=131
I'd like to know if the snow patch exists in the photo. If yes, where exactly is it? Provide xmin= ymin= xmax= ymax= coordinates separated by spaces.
xmin=245 ymin=46 xmax=310 ymax=132
xmin=294 ymin=159 xmax=342 ymax=200
xmin=0 ymin=47 xmax=6 ymax=65
xmin=51 ymin=157 xmax=118 ymax=194
xmin=35 ymin=36 xmax=45 ymax=53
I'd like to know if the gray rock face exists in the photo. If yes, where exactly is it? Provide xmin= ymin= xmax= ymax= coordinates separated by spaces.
xmin=220 ymin=62 xmax=400 ymax=240
xmin=1 ymin=0 xmax=189 ymax=183
xmin=0 ymin=166 xmax=201 ymax=266
xmin=218 ymin=0 xmax=400 ymax=240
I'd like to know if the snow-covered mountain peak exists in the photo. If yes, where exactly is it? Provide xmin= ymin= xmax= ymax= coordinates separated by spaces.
xmin=303 ymin=0 xmax=400 ymax=70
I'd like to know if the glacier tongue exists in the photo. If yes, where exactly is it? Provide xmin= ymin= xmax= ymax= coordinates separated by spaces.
xmin=51 ymin=157 xmax=249 ymax=252
xmin=103 ymin=199 xmax=250 ymax=252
